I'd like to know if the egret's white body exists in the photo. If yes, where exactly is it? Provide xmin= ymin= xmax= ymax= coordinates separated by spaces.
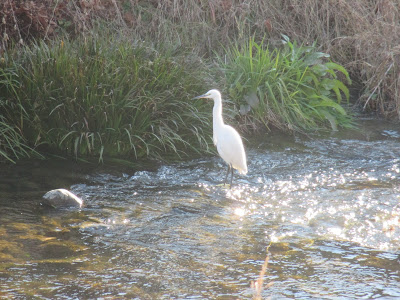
xmin=193 ymin=89 xmax=247 ymax=185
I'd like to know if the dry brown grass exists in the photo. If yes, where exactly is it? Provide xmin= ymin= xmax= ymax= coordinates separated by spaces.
xmin=260 ymin=0 xmax=400 ymax=117
xmin=2 ymin=0 xmax=399 ymax=118
xmin=126 ymin=0 xmax=400 ymax=118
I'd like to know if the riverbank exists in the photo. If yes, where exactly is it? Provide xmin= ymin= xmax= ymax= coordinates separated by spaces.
xmin=1 ymin=0 xmax=398 ymax=164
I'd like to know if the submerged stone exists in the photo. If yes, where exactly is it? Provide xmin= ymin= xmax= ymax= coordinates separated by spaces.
xmin=42 ymin=189 xmax=83 ymax=208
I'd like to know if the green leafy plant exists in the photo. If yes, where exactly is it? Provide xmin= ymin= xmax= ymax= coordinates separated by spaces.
xmin=220 ymin=36 xmax=353 ymax=133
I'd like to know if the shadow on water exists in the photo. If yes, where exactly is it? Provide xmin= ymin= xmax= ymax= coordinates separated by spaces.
xmin=1 ymin=118 xmax=400 ymax=299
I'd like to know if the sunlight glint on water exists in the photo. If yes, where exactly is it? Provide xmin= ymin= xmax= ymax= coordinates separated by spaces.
xmin=1 ymin=120 xmax=399 ymax=299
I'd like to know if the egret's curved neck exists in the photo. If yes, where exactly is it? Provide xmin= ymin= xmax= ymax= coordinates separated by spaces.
xmin=212 ymin=95 xmax=224 ymax=128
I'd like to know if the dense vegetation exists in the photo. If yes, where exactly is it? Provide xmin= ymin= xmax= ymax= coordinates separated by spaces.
xmin=222 ymin=37 xmax=352 ymax=133
xmin=1 ymin=34 xmax=214 ymax=162
xmin=1 ymin=0 xmax=398 ymax=163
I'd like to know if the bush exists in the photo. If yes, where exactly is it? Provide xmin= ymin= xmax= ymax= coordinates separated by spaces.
xmin=220 ymin=37 xmax=353 ymax=133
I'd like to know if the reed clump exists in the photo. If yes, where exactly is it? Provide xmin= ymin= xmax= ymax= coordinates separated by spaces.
xmin=1 ymin=34 xmax=212 ymax=162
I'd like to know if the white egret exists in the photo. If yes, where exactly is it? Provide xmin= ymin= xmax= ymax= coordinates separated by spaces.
xmin=193 ymin=89 xmax=247 ymax=186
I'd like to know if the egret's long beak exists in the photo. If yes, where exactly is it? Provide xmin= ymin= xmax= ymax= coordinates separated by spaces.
xmin=192 ymin=93 xmax=207 ymax=100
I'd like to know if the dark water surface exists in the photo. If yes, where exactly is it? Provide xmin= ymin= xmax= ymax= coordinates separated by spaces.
xmin=1 ymin=118 xmax=399 ymax=299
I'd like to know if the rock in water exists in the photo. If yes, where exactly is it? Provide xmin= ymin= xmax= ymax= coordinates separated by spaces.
xmin=43 ymin=189 xmax=83 ymax=208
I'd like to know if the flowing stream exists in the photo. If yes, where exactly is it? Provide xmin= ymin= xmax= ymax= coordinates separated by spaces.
xmin=1 ymin=118 xmax=399 ymax=299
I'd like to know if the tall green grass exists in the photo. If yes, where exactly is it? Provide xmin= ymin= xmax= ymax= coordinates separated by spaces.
xmin=220 ymin=36 xmax=353 ymax=133
xmin=2 ymin=34 xmax=212 ymax=162
xmin=0 ymin=67 xmax=41 ymax=163
xmin=0 ymin=115 xmax=33 ymax=163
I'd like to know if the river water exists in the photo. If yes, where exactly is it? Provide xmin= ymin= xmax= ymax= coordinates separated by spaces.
xmin=1 ymin=118 xmax=399 ymax=299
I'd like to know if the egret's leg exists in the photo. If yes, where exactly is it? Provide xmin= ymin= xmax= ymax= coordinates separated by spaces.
xmin=224 ymin=164 xmax=231 ymax=185
xmin=230 ymin=166 xmax=234 ymax=188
